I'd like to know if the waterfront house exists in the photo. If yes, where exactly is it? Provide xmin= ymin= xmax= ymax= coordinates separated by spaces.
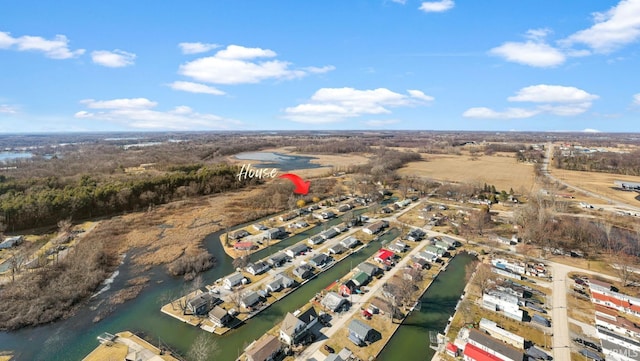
xmin=340 ymin=236 xmax=360 ymax=249
xmin=357 ymin=262 xmax=380 ymax=278
xmin=362 ymin=220 xmax=388 ymax=235
xmin=308 ymin=235 xmax=325 ymax=246
xmin=267 ymin=252 xmax=289 ymax=267
xmin=285 ymin=243 xmax=309 ymax=258
xmin=434 ymin=240 xmax=450 ymax=251
xmin=309 ymin=253 xmax=331 ymax=268
xmin=491 ymin=267 xmax=523 ymax=281
xmin=595 ymin=305 xmax=640 ymax=339
xmin=479 ymin=318 xmax=525 ymax=349
xmin=267 ymin=227 xmax=287 ymax=240
xmin=293 ymin=264 xmax=314 ymax=280
xmin=279 ymin=308 xmax=318 ymax=345
xmin=340 ymin=280 xmax=357 ymax=296
xmin=224 ymin=273 xmax=246 ymax=289
xmin=491 ymin=258 xmax=525 ymax=275
xmin=245 ymin=335 xmax=284 ymax=361
xmin=246 ymin=261 xmax=270 ymax=276
xmin=446 ymin=343 xmax=459 ymax=358
xmin=321 ymin=292 xmax=348 ymax=312
xmin=253 ymin=223 xmax=268 ymax=231
xmin=186 ymin=293 xmax=220 ymax=316
xmin=328 ymin=244 xmax=347 ymax=254
xmin=348 ymin=319 xmax=375 ymax=346
xmin=333 ymin=223 xmax=349 ymax=233
xmin=337 ymin=204 xmax=352 ymax=212
xmin=374 ymin=249 xmax=395 ymax=265
xmin=234 ymin=241 xmax=255 ymax=251
xmin=0 ymin=235 xmax=23 ymax=249
xmin=406 ymin=229 xmax=426 ymax=241
xmin=230 ymin=229 xmax=250 ymax=240
xmin=320 ymin=229 xmax=339 ymax=240
xmin=463 ymin=343 xmax=503 ymax=361
xmin=467 ymin=329 xmax=525 ymax=361
xmin=208 ymin=306 xmax=232 ymax=327
xmin=241 ymin=291 xmax=262 ymax=309
xmin=279 ymin=212 xmax=297 ymax=222
xmin=352 ymin=271 xmax=370 ymax=287
xmin=291 ymin=221 xmax=309 ymax=229
xmin=531 ymin=314 xmax=551 ymax=327
xmin=266 ymin=278 xmax=283 ymax=293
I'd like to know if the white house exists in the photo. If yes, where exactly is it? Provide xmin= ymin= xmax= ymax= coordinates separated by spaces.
xmin=246 ymin=261 xmax=270 ymax=276
xmin=224 ymin=273 xmax=246 ymax=289
xmin=482 ymin=291 xmax=523 ymax=321
xmin=279 ymin=308 xmax=318 ymax=345
xmin=479 ymin=318 xmax=525 ymax=349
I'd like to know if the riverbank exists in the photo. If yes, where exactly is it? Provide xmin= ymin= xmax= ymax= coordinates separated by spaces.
xmin=81 ymin=331 xmax=180 ymax=361
xmin=161 ymin=205 xmax=373 ymax=335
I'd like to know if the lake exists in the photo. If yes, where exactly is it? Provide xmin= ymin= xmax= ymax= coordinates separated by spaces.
xmin=234 ymin=152 xmax=324 ymax=171
xmin=0 ymin=152 xmax=33 ymax=162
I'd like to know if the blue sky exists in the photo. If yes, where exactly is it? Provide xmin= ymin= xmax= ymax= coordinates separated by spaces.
xmin=1 ymin=0 xmax=640 ymax=133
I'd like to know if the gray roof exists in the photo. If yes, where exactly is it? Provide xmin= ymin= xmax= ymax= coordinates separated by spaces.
xmin=289 ymin=243 xmax=309 ymax=253
xmin=269 ymin=252 xmax=288 ymax=262
xmin=329 ymin=244 xmax=347 ymax=253
xmin=242 ymin=291 xmax=261 ymax=307
xmin=340 ymin=236 xmax=360 ymax=248
xmin=349 ymin=319 xmax=373 ymax=338
xmin=226 ymin=272 xmax=245 ymax=283
xmin=208 ymin=306 xmax=229 ymax=321
xmin=468 ymin=329 xmax=524 ymax=361
xmin=245 ymin=335 xmax=282 ymax=361
xmin=357 ymin=262 xmax=379 ymax=276
xmin=310 ymin=253 xmax=329 ymax=266
xmin=321 ymin=292 xmax=347 ymax=311
xmin=281 ymin=312 xmax=304 ymax=337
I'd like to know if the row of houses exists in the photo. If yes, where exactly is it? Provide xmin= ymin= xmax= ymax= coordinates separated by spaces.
xmin=454 ymin=328 xmax=525 ymax=361
xmin=482 ymin=290 xmax=524 ymax=322
xmin=588 ymin=280 xmax=640 ymax=361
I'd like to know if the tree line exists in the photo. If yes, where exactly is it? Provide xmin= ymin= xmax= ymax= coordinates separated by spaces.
xmin=0 ymin=163 xmax=261 ymax=231
xmin=553 ymin=150 xmax=640 ymax=176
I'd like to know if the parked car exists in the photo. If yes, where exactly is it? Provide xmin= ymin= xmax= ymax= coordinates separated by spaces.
xmin=324 ymin=345 xmax=335 ymax=353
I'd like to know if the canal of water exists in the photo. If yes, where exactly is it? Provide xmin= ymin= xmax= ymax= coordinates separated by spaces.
xmin=0 ymin=202 xmax=473 ymax=361
xmin=377 ymin=252 xmax=476 ymax=361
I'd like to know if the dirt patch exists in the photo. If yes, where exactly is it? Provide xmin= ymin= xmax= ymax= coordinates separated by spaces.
xmin=549 ymin=167 xmax=640 ymax=206
xmin=398 ymin=153 xmax=536 ymax=194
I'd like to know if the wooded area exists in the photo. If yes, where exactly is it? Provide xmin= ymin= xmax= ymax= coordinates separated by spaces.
xmin=554 ymin=149 xmax=640 ymax=176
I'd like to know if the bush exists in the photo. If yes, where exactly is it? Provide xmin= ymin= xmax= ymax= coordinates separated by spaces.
xmin=167 ymin=252 xmax=216 ymax=281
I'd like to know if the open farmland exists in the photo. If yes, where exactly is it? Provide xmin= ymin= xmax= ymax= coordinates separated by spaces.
xmin=398 ymin=153 xmax=536 ymax=193
xmin=550 ymin=167 xmax=640 ymax=206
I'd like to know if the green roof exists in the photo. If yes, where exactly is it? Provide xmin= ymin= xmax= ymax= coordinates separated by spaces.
xmin=352 ymin=271 xmax=370 ymax=286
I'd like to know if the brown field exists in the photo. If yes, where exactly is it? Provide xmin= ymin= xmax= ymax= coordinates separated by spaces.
xmin=398 ymin=154 xmax=536 ymax=194
xmin=549 ymin=167 xmax=640 ymax=206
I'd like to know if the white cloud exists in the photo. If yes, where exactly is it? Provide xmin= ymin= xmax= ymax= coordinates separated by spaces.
xmin=582 ymin=128 xmax=601 ymax=133
xmin=525 ymin=28 xmax=553 ymax=41
xmin=391 ymin=0 xmax=407 ymax=4
xmin=80 ymin=98 xmax=158 ymax=109
xmin=561 ymin=0 xmax=640 ymax=53
xmin=0 ymin=104 xmax=18 ymax=114
xmin=304 ymin=65 xmax=336 ymax=74
xmin=419 ymin=0 xmax=454 ymax=13
xmin=464 ymin=84 xmax=598 ymax=119
xmin=178 ymin=44 xmax=333 ymax=85
xmin=0 ymin=31 xmax=84 ymax=59
xmin=178 ymin=42 xmax=220 ymax=54
xmin=168 ymin=81 xmax=226 ymax=95
xmin=284 ymin=87 xmax=433 ymax=123
xmin=91 ymin=49 xmax=136 ymax=67
xmin=75 ymin=98 xmax=239 ymax=130
xmin=507 ymin=85 xmax=599 ymax=103
xmin=633 ymin=93 xmax=640 ymax=105
xmin=362 ymin=119 xmax=401 ymax=127
xmin=489 ymin=40 xmax=565 ymax=67
xmin=462 ymin=107 xmax=540 ymax=119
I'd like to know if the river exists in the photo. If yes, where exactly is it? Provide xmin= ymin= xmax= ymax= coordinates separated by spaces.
xmin=377 ymin=252 xmax=476 ymax=360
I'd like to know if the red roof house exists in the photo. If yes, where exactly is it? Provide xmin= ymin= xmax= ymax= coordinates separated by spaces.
xmin=463 ymin=343 xmax=504 ymax=361
xmin=234 ymin=241 xmax=255 ymax=250
xmin=375 ymin=249 xmax=395 ymax=265
xmin=446 ymin=342 xmax=459 ymax=357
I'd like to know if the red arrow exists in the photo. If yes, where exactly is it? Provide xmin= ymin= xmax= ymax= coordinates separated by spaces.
xmin=279 ymin=173 xmax=311 ymax=195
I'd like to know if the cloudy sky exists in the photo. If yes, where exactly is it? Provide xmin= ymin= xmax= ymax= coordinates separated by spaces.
xmin=1 ymin=0 xmax=640 ymax=132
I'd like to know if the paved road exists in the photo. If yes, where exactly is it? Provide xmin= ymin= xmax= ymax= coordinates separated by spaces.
xmin=298 ymin=228 xmax=438 ymax=360
xmin=549 ymin=262 xmax=572 ymax=361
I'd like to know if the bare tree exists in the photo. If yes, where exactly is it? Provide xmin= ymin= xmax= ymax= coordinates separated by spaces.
xmin=613 ymin=248 xmax=637 ymax=287
xmin=472 ymin=263 xmax=495 ymax=293
xmin=232 ymin=254 xmax=250 ymax=270
xmin=229 ymin=289 xmax=243 ymax=310
xmin=188 ymin=333 xmax=219 ymax=361
xmin=469 ymin=206 xmax=491 ymax=236
xmin=465 ymin=260 xmax=479 ymax=282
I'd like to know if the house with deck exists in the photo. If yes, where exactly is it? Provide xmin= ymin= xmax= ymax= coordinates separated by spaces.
xmin=208 ymin=306 xmax=232 ymax=327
